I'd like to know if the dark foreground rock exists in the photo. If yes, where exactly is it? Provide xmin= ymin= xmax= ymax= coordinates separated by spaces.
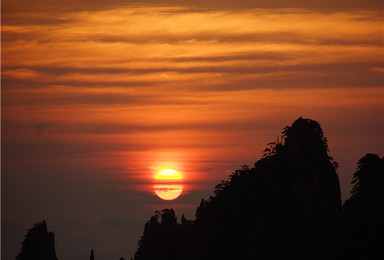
xmin=16 ymin=221 xmax=58 ymax=260
xmin=135 ymin=118 xmax=344 ymax=260
xmin=15 ymin=118 xmax=383 ymax=260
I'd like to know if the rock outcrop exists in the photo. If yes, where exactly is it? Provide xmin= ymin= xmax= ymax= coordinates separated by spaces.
xmin=135 ymin=118 xmax=343 ymax=260
xmin=16 ymin=220 xmax=58 ymax=260
xmin=14 ymin=118 xmax=382 ymax=260
xmin=342 ymin=154 xmax=384 ymax=260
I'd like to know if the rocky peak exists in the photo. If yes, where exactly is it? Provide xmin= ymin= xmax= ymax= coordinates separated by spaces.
xmin=16 ymin=221 xmax=58 ymax=260
xmin=283 ymin=117 xmax=330 ymax=161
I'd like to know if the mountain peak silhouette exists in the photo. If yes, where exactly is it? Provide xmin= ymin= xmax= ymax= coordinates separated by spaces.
xmin=16 ymin=220 xmax=58 ymax=260
xmin=135 ymin=118 xmax=343 ymax=260
xmin=14 ymin=118 xmax=383 ymax=260
xmin=342 ymin=153 xmax=384 ymax=260
xmin=283 ymin=117 xmax=329 ymax=159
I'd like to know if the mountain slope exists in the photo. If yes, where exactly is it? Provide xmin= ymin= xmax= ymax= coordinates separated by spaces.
xmin=135 ymin=118 xmax=342 ymax=260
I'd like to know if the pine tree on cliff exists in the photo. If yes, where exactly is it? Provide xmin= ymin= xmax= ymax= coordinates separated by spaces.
xmin=342 ymin=153 xmax=384 ymax=260
xmin=16 ymin=221 xmax=58 ymax=260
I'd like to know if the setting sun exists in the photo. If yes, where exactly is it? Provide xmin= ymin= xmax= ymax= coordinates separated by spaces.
xmin=153 ymin=184 xmax=184 ymax=200
xmin=155 ymin=169 xmax=182 ymax=180
xmin=2 ymin=0 xmax=382 ymax=258
xmin=154 ymin=169 xmax=183 ymax=200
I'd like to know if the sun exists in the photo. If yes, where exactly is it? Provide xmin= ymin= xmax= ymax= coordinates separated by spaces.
xmin=155 ymin=169 xmax=182 ymax=180
xmin=153 ymin=184 xmax=183 ymax=200
xmin=153 ymin=169 xmax=183 ymax=200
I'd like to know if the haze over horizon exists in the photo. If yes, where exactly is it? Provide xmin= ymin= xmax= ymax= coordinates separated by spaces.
xmin=1 ymin=0 xmax=383 ymax=259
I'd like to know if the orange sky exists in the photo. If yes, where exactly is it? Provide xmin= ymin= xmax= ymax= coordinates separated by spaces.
xmin=2 ymin=1 xmax=383 ymax=259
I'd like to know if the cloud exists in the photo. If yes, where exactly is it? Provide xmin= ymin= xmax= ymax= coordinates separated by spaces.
xmin=2 ymin=0 xmax=382 ymax=14
xmin=2 ymin=4 xmax=383 ymax=260
xmin=2 ymin=7 xmax=381 ymax=103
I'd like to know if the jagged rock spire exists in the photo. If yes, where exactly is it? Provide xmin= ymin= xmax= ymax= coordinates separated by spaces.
xmin=16 ymin=221 xmax=58 ymax=260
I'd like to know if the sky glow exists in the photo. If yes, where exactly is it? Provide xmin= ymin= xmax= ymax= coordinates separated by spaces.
xmin=2 ymin=0 xmax=383 ymax=259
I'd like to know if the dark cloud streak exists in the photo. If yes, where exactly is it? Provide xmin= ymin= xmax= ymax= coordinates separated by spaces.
xmin=2 ymin=0 xmax=382 ymax=13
